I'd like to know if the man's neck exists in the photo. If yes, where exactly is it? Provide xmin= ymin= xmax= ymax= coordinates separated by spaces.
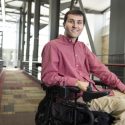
xmin=64 ymin=34 xmax=78 ymax=43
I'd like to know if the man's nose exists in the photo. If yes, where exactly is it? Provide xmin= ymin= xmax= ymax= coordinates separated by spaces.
xmin=72 ymin=21 xmax=77 ymax=27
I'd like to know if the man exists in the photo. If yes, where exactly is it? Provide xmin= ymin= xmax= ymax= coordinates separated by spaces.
xmin=41 ymin=9 xmax=125 ymax=125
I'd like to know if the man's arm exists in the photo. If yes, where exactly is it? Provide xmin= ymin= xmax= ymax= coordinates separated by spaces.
xmin=85 ymin=46 xmax=125 ymax=93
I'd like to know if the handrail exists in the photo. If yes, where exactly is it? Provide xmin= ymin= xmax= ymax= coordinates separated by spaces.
xmin=35 ymin=63 xmax=41 ymax=67
xmin=105 ymin=64 xmax=125 ymax=67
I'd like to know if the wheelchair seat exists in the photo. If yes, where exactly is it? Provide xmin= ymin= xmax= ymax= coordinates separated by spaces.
xmin=35 ymin=84 xmax=115 ymax=125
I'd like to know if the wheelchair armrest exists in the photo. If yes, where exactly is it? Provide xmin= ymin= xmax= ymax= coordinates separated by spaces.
xmin=59 ymin=86 xmax=81 ymax=98
xmin=42 ymin=84 xmax=81 ymax=99
xmin=64 ymin=86 xmax=81 ymax=93
xmin=42 ymin=83 xmax=110 ymax=102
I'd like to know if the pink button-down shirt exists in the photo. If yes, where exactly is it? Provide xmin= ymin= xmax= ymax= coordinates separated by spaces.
xmin=41 ymin=35 xmax=125 ymax=92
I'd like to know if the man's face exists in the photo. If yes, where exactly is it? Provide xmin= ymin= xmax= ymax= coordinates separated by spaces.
xmin=64 ymin=14 xmax=84 ymax=42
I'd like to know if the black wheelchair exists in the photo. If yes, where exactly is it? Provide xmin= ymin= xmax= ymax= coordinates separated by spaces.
xmin=35 ymin=83 xmax=115 ymax=125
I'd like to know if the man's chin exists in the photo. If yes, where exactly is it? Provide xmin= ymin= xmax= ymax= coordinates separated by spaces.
xmin=71 ymin=33 xmax=80 ymax=38
xmin=67 ymin=34 xmax=79 ymax=39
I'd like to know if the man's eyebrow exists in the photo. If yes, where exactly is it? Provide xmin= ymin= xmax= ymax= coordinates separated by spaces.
xmin=68 ymin=19 xmax=74 ymax=20
xmin=68 ymin=19 xmax=83 ymax=21
xmin=77 ymin=20 xmax=83 ymax=22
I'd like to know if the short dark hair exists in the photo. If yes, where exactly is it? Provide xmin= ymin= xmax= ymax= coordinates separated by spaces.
xmin=63 ymin=9 xmax=86 ymax=25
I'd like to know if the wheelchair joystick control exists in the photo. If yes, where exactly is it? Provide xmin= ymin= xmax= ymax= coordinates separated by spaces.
xmin=83 ymin=83 xmax=110 ymax=102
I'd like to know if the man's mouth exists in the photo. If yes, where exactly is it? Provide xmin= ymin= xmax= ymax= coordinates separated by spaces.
xmin=71 ymin=30 xmax=79 ymax=33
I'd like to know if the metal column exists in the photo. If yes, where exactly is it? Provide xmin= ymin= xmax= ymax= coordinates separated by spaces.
xmin=0 ymin=31 xmax=3 ymax=59
xmin=109 ymin=0 xmax=125 ymax=56
xmin=18 ymin=8 xmax=22 ymax=66
xmin=20 ymin=3 xmax=26 ymax=69
xmin=32 ymin=0 xmax=40 ymax=77
xmin=26 ymin=0 xmax=32 ymax=72
xmin=109 ymin=0 xmax=125 ymax=82
xmin=49 ymin=0 xmax=60 ymax=40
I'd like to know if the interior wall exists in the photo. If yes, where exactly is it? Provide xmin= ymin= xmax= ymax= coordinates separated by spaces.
xmin=109 ymin=0 xmax=125 ymax=58
xmin=93 ymin=14 xmax=103 ymax=55
xmin=101 ymin=35 xmax=109 ymax=63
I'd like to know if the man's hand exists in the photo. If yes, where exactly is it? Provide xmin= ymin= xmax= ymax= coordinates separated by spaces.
xmin=75 ymin=80 xmax=89 ymax=92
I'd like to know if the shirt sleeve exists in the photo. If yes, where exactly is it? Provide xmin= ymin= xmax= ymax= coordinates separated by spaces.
xmin=84 ymin=45 xmax=125 ymax=92
xmin=41 ymin=42 xmax=77 ymax=86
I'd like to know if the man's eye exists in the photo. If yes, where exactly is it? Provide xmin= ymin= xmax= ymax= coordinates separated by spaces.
xmin=68 ymin=20 xmax=83 ymax=25
xmin=77 ymin=21 xmax=83 ymax=24
xmin=68 ymin=20 xmax=74 ymax=23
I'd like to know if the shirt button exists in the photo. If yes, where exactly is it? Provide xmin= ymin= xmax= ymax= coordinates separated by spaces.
xmin=75 ymin=54 xmax=78 ymax=57
xmin=76 ymin=64 xmax=79 ymax=67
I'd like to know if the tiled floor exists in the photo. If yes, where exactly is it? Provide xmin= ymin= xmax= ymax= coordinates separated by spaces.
xmin=0 ymin=69 xmax=45 ymax=114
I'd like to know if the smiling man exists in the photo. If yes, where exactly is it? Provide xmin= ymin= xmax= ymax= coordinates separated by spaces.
xmin=64 ymin=13 xmax=84 ymax=42
xmin=41 ymin=10 xmax=125 ymax=125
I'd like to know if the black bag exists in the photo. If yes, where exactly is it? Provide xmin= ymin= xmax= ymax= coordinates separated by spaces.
xmin=35 ymin=97 xmax=94 ymax=125
xmin=51 ymin=101 xmax=94 ymax=125
xmin=35 ymin=96 xmax=114 ymax=125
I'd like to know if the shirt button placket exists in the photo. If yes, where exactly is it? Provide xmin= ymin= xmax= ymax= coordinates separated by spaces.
xmin=75 ymin=54 xmax=78 ymax=68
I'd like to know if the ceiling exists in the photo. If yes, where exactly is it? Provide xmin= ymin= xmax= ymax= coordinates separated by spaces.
xmin=0 ymin=0 xmax=111 ymax=26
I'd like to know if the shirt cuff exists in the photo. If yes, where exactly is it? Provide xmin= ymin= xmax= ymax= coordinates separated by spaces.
xmin=117 ymin=82 xmax=125 ymax=92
